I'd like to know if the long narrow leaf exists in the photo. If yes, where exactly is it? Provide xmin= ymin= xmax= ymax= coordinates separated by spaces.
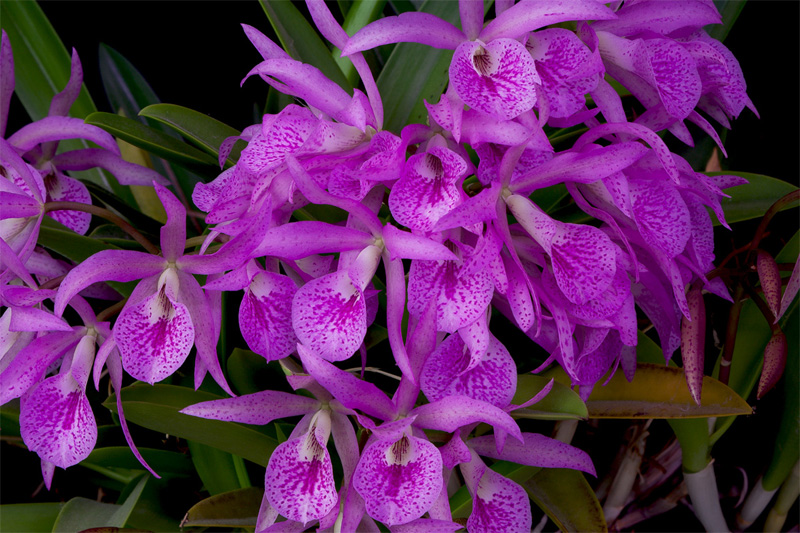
xmin=707 ymin=171 xmax=798 ymax=226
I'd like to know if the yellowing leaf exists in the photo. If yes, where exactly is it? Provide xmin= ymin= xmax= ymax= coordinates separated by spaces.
xmin=543 ymin=363 xmax=752 ymax=419
xmin=181 ymin=487 xmax=263 ymax=528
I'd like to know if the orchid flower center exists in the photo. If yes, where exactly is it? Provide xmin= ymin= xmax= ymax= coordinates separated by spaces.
xmin=472 ymin=46 xmax=497 ymax=77
xmin=385 ymin=434 xmax=412 ymax=466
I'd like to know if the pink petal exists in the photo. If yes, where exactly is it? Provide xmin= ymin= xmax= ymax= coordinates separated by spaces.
xmin=265 ymin=420 xmax=338 ymax=524
xmin=8 ymin=116 xmax=120 ymax=154
xmin=240 ymin=271 xmax=298 ymax=361
xmin=470 ymin=431 xmax=595 ymax=473
xmin=479 ymin=0 xmax=615 ymax=41
xmin=550 ymin=223 xmax=617 ymax=305
xmin=292 ymin=270 xmax=366 ymax=362
xmin=181 ymin=390 xmax=320 ymax=425
xmin=48 ymin=49 xmax=83 ymax=117
xmin=341 ymin=12 xmax=465 ymax=55
xmin=20 ymin=372 xmax=96 ymax=468
xmin=43 ymin=173 xmax=91 ymax=235
xmin=353 ymin=435 xmax=443 ymax=526
xmin=630 ymin=177 xmax=691 ymax=258
xmin=114 ymin=276 xmax=195 ymax=384
xmin=460 ymin=450 xmax=531 ymax=533
xmin=450 ymin=39 xmax=537 ymax=120
xmin=51 ymin=148 xmax=169 ymax=186
xmin=411 ymin=395 xmax=522 ymax=441
xmin=421 ymin=334 xmax=517 ymax=408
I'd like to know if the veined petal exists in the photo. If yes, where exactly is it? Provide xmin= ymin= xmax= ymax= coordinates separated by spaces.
xmin=114 ymin=276 xmax=194 ymax=384
xmin=255 ymin=221 xmax=373 ymax=259
xmin=450 ymin=39 xmax=537 ymax=121
xmin=20 ymin=372 xmax=96 ymax=468
xmin=51 ymin=148 xmax=169 ymax=186
xmin=630 ymin=178 xmax=691 ymax=258
xmin=293 ymin=270 xmax=366 ymax=361
xmin=8 ymin=116 xmax=120 ymax=154
xmin=181 ymin=390 xmax=320 ymax=425
xmin=297 ymin=344 xmax=397 ymax=421
xmin=353 ymin=434 xmax=443 ymax=526
xmin=460 ymin=450 xmax=531 ymax=533
xmin=411 ymin=395 xmax=522 ymax=441
xmin=43 ymin=173 xmax=91 ymax=235
xmin=382 ymin=225 xmax=457 ymax=262
xmin=550 ymin=223 xmax=617 ymax=305
xmin=421 ymin=334 xmax=516 ymax=408
xmin=54 ymin=250 xmax=166 ymax=316
xmin=469 ymin=432 xmax=595 ymax=474
xmin=342 ymin=12 xmax=465 ymax=55
xmin=240 ymin=271 xmax=298 ymax=361
xmin=480 ymin=0 xmax=615 ymax=41
xmin=265 ymin=415 xmax=338 ymax=524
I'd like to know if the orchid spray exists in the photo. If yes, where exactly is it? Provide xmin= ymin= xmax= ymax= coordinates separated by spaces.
xmin=1 ymin=1 xmax=797 ymax=532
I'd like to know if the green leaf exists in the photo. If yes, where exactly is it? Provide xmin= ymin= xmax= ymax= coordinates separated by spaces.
xmin=82 ymin=180 xmax=164 ymax=237
xmin=188 ymin=441 xmax=248 ymax=496
xmin=0 ymin=503 xmax=64 ymax=533
xmin=511 ymin=374 xmax=588 ymax=420
xmin=37 ymin=217 xmax=136 ymax=297
xmin=82 ymin=447 xmax=194 ymax=478
xmin=523 ymin=468 xmax=607 ymax=533
xmin=0 ymin=1 xmax=133 ymax=202
xmin=706 ymin=172 xmax=798 ymax=226
xmin=259 ymin=0 xmax=351 ymax=92
xmin=85 ymin=112 xmax=219 ymax=169
xmin=376 ymin=0 xmax=460 ymax=132
xmin=181 ymin=487 xmax=264 ymax=528
xmin=103 ymin=384 xmax=279 ymax=467
xmin=542 ymin=363 xmax=752 ymax=419
xmin=707 ymin=0 xmax=747 ymax=42
xmin=51 ymin=474 xmax=147 ymax=532
xmin=139 ymin=104 xmax=243 ymax=166
xmin=530 ymin=183 xmax=569 ymax=215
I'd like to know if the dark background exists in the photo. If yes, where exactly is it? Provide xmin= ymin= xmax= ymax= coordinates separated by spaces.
xmin=18 ymin=0 xmax=799 ymax=186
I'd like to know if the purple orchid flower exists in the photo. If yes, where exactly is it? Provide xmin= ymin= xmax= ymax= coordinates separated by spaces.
xmin=52 ymin=183 xmax=253 ymax=394
xmin=341 ymin=0 xmax=616 ymax=121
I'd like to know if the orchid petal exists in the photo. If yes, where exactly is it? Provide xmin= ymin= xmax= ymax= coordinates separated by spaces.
xmin=114 ymin=274 xmax=194 ymax=384
xmin=592 ymin=0 xmax=720 ymax=37
xmin=757 ymin=251 xmax=782 ymax=319
xmin=460 ymin=449 xmax=531 ymax=533
xmin=42 ymin=173 xmax=91 ymax=234
xmin=240 ymin=271 xmax=298 ymax=361
xmin=777 ymin=258 xmax=799 ymax=322
xmin=758 ymin=332 xmax=788 ymax=399
xmin=681 ymin=283 xmax=705 ymax=406
xmin=550 ymin=223 xmax=617 ymax=305
xmin=51 ymin=148 xmax=169 ymax=186
xmin=630 ymin=177 xmax=691 ymax=258
xmin=470 ymin=432 xmax=595 ymax=474
xmin=342 ymin=12 xmax=465 ymax=55
xmin=8 ymin=305 xmax=72 ymax=333
xmin=265 ymin=417 xmax=338 ymax=524
xmin=480 ymin=0 xmax=615 ymax=41
xmin=181 ymin=390 xmax=320 ymax=425
xmin=450 ymin=39 xmax=537 ymax=121
xmin=292 ymin=270 xmax=366 ymax=361
xmin=48 ymin=49 xmax=83 ymax=117
xmin=297 ymin=344 xmax=397 ymax=421
xmin=54 ymin=250 xmax=166 ymax=316
xmin=411 ymin=395 xmax=522 ymax=441
xmin=20 ymin=371 xmax=96 ymax=468
xmin=382 ymin=225 xmax=457 ymax=262
xmin=353 ymin=434 xmax=443 ymax=526
xmin=421 ymin=333 xmax=517 ymax=407
xmin=8 ymin=116 xmax=120 ymax=154
xmin=255 ymin=221 xmax=373 ymax=260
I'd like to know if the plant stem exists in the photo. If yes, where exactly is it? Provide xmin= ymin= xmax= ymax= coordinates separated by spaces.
xmin=718 ymin=285 xmax=744 ymax=386
xmin=736 ymin=476 xmax=779 ymax=530
xmin=684 ymin=461 xmax=730 ymax=532
xmin=43 ymin=201 xmax=160 ymax=255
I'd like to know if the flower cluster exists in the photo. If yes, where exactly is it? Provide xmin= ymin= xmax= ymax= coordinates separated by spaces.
xmin=0 ymin=0 xmax=768 ymax=530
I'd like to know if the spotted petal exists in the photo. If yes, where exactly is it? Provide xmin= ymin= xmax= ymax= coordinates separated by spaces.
xmin=550 ymin=223 xmax=617 ymax=305
xmin=460 ymin=450 xmax=531 ymax=533
xmin=353 ymin=434 xmax=443 ymax=526
xmin=114 ymin=274 xmax=195 ymax=384
xmin=265 ymin=418 xmax=338 ymax=524
xmin=240 ymin=271 xmax=298 ymax=361
xmin=421 ymin=334 xmax=516 ymax=407
xmin=450 ymin=39 xmax=538 ymax=120
xmin=292 ymin=270 xmax=366 ymax=361
xmin=19 ymin=371 xmax=96 ymax=468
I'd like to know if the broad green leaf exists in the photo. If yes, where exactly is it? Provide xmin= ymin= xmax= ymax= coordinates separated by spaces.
xmin=530 ymin=183 xmax=570 ymax=215
xmin=512 ymin=374 xmax=588 ymax=420
xmin=182 ymin=487 xmax=264 ymax=528
xmin=707 ymin=0 xmax=747 ymax=42
xmin=85 ymin=112 xmax=219 ymax=169
xmin=333 ymin=0 xmax=387 ymax=86
xmin=259 ymin=0 xmax=351 ymax=92
xmin=543 ymin=363 xmax=751 ymax=418
xmin=763 ymin=306 xmax=799 ymax=491
xmin=139 ymin=104 xmax=243 ymax=166
xmin=51 ymin=475 xmax=146 ymax=532
xmin=0 ymin=503 xmax=64 ymax=533
xmin=1 ymin=1 xmax=133 ymax=201
xmin=524 ymin=468 xmax=607 ymax=533
xmin=706 ymin=172 xmax=798 ymax=225
xmin=103 ymin=384 xmax=279 ymax=467
xmin=0 ymin=399 xmax=20 ymax=436
xmin=82 ymin=180 xmax=163 ymax=237
xmin=37 ymin=218 xmax=136 ymax=297
xmin=188 ymin=441 xmax=249 ymax=496
xmin=83 ymin=447 xmax=193 ymax=478
xmin=377 ymin=0 xmax=460 ymax=132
